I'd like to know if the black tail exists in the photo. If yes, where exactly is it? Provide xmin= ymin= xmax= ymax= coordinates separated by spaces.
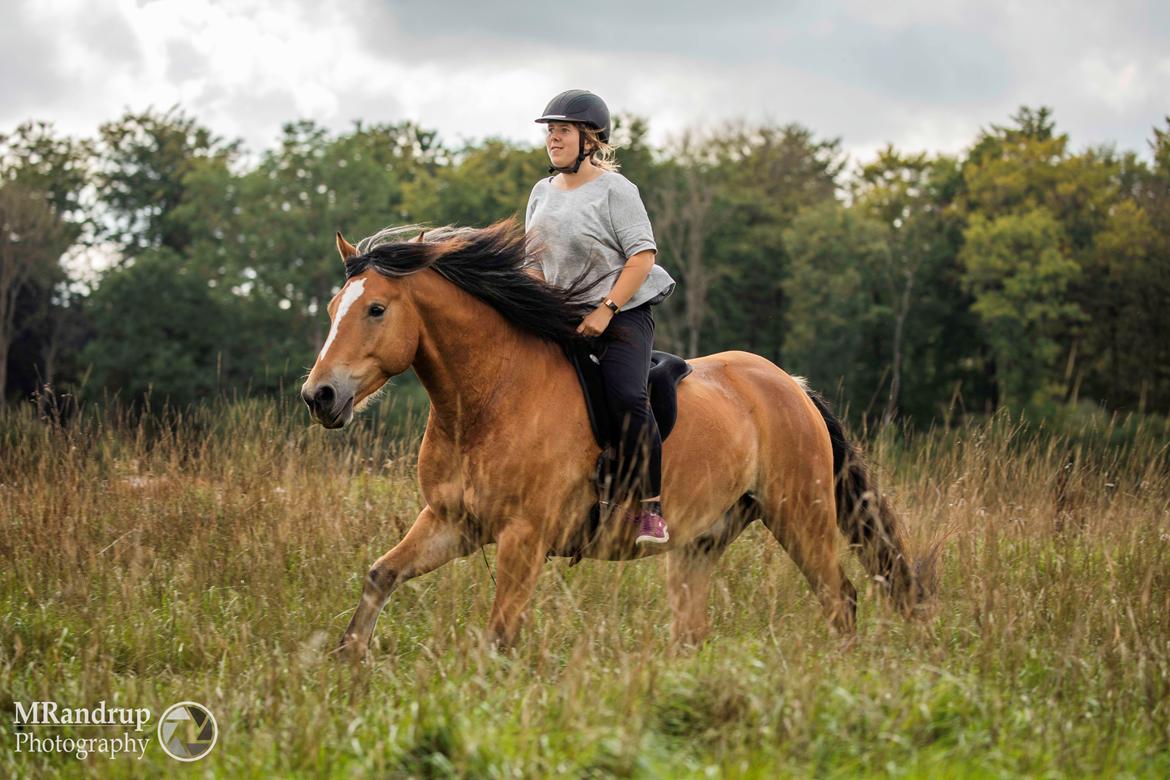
xmin=806 ymin=390 xmax=930 ymax=614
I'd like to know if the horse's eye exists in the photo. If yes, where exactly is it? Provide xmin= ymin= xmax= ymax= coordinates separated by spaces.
xmin=368 ymin=304 xmax=386 ymax=317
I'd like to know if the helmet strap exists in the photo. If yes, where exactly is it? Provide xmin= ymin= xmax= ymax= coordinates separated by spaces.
xmin=548 ymin=131 xmax=590 ymax=174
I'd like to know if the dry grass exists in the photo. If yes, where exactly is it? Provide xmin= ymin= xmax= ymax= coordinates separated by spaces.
xmin=1 ymin=396 xmax=1168 ymax=777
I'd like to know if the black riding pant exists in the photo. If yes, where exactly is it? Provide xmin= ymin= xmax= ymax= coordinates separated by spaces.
xmin=598 ymin=303 xmax=662 ymax=498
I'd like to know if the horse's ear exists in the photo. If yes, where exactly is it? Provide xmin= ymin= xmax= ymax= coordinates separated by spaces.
xmin=336 ymin=231 xmax=359 ymax=263
xmin=411 ymin=230 xmax=426 ymax=244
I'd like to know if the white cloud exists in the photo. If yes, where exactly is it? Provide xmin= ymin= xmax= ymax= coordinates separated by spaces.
xmin=0 ymin=0 xmax=1166 ymax=162
xmin=1080 ymin=56 xmax=1149 ymax=112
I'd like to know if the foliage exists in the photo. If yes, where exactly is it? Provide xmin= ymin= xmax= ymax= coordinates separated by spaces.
xmin=960 ymin=209 xmax=1084 ymax=409
xmin=783 ymin=201 xmax=892 ymax=406
xmin=701 ymin=123 xmax=845 ymax=364
xmin=96 ymin=107 xmax=238 ymax=256
xmin=79 ymin=248 xmax=242 ymax=407
xmin=0 ymin=106 xmax=1167 ymax=425
xmin=0 ymin=122 xmax=91 ymax=404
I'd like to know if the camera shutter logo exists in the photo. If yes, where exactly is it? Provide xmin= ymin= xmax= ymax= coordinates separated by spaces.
xmin=157 ymin=701 xmax=217 ymax=761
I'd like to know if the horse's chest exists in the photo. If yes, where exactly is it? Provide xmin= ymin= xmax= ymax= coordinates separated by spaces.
xmin=418 ymin=442 xmax=527 ymax=523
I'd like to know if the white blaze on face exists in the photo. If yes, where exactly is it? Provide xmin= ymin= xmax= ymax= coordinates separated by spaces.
xmin=318 ymin=278 xmax=367 ymax=362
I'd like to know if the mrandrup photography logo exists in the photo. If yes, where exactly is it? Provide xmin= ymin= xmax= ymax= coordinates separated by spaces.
xmin=157 ymin=701 xmax=217 ymax=761
xmin=11 ymin=699 xmax=217 ymax=762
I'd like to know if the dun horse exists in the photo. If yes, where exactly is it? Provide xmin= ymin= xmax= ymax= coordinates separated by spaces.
xmin=302 ymin=221 xmax=932 ymax=659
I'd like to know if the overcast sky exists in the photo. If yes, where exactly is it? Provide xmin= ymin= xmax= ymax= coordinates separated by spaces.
xmin=2 ymin=0 xmax=1168 ymax=165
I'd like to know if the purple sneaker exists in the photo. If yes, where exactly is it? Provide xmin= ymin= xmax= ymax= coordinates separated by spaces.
xmin=634 ymin=506 xmax=670 ymax=545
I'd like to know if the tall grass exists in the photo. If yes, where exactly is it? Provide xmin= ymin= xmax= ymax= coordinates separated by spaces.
xmin=1 ymin=396 xmax=1167 ymax=777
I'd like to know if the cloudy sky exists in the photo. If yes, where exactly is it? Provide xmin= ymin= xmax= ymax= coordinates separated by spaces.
xmin=2 ymin=0 xmax=1168 ymax=164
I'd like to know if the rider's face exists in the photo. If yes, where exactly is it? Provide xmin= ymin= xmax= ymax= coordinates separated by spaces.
xmin=546 ymin=122 xmax=582 ymax=168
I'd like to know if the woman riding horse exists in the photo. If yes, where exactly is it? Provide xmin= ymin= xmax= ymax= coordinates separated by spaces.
xmin=526 ymin=89 xmax=676 ymax=545
xmin=302 ymin=217 xmax=933 ymax=659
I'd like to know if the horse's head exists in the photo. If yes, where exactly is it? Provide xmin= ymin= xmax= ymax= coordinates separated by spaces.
xmin=301 ymin=232 xmax=422 ymax=428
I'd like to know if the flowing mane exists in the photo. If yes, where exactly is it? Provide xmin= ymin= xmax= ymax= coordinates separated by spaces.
xmin=345 ymin=219 xmax=608 ymax=345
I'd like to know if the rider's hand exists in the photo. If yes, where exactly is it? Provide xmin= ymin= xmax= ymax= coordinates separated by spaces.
xmin=576 ymin=304 xmax=614 ymax=337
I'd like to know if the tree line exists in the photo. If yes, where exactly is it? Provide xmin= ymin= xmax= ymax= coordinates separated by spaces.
xmin=2 ymin=106 xmax=1168 ymax=426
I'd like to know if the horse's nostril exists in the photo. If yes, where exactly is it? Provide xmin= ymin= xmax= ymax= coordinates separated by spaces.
xmin=303 ymin=384 xmax=337 ymax=413
xmin=314 ymin=385 xmax=336 ymax=408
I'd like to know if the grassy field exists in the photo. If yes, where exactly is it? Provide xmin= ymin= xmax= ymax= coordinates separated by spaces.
xmin=1 ymin=396 xmax=1168 ymax=778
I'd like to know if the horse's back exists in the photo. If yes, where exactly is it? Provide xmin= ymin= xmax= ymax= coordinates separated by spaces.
xmin=664 ymin=350 xmax=833 ymax=513
xmin=679 ymin=350 xmax=820 ymax=428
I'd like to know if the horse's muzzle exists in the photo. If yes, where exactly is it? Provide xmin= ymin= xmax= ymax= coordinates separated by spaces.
xmin=301 ymin=382 xmax=354 ymax=429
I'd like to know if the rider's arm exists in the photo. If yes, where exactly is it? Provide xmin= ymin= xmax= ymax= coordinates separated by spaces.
xmin=603 ymin=249 xmax=656 ymax=309
xmin=601 ymin=178 xmax=657 ymax=310
xmin=523 ymin=184 xmax=547 ymax=282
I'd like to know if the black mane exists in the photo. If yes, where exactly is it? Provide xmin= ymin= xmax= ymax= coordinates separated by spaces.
xmin=343 ymin=220 xmax=610 ymax=346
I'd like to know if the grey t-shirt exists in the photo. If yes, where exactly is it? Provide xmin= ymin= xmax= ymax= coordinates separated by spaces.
xmin=524 ymin=171 xmax=676 ymax=309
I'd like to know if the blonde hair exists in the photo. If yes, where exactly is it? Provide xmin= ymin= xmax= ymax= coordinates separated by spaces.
xmin=581 ymin=126 xmax=621 ymax=172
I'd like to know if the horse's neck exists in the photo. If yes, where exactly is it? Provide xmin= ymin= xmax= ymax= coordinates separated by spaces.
xmin=410 ymin=272 xmax=558 ymax=439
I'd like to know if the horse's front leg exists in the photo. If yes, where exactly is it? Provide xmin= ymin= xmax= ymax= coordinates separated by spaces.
xmin=337 ymin=505 xmax=476 ymax=660
xmin=486 ymin=519 xmax=549 ymax=651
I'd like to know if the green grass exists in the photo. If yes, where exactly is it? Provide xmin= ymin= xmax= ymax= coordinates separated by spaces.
xmin=1 ymin=396 xmax=1168 ymax=777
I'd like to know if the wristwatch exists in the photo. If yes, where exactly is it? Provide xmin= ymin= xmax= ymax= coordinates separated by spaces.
xmin=603 ymin=298 xmax=620 ymax=314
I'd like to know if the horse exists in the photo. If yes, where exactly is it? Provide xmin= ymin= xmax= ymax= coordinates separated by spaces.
xmin=301 ymin=220 xmax=933 ymax=660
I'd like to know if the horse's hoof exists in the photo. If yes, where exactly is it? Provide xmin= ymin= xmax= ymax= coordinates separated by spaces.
xmin=668 ymin=636 xmax=708 ymax=656
xmin=837 ymin=632 xmax=859 ymax=652
xmin=333 ymin=635 xmax=368 ymax=663
xmin=484 ymin=629 xmax=515 ymax=658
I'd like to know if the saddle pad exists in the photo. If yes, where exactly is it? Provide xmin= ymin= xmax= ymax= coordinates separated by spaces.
xmin=564 ymin=342 xmax=693 ymax=450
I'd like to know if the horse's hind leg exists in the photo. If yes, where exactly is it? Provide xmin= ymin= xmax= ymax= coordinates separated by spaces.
xmin=667 ymin=510 xmax=750 ymax=649
xmin=761 ymin=490 xmax=857 ymax=635
xmin=667 ymin=542 xmax=721 ymax=649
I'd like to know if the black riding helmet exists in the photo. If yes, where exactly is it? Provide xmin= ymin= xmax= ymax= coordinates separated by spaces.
xmin=534 ymin=89 xmax=611 ymax=174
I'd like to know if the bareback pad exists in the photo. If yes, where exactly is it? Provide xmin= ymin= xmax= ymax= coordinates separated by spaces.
xmin=557 ymin=342 xmax=693 ymax=562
